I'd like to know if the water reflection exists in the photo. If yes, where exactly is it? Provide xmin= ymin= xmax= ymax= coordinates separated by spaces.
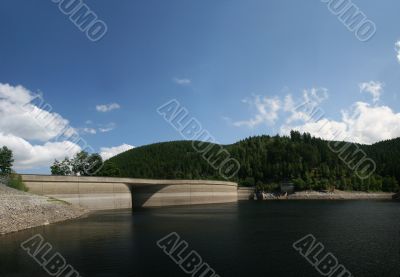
xmin=0 ymin=201 xmax=399 ymax=277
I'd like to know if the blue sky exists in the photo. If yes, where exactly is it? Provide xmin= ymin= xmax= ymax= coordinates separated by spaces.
xmin=1 ymin=0 xmax=400 ymax=173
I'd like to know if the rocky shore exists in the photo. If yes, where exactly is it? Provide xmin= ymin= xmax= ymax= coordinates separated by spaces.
xmin=256 ymin=190 xmax=394 ymax=200
xmin=0 ymin=184 xmax=88 ymax=235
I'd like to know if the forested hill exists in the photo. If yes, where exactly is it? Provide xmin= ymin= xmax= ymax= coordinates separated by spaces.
xmin=106 ymin=132 xmax=400 ymax=192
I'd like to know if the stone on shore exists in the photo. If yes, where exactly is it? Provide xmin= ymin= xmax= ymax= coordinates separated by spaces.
xmin=0 ymin=184 xmax=88 ymax=235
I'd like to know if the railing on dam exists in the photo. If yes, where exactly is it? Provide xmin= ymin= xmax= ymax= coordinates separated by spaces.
xmin=21 ymin=175 xmax=238 ymax=211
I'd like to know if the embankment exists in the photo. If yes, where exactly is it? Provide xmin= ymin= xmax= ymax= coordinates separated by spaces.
xmin=0 ymin=184 xmax=87 ymax=235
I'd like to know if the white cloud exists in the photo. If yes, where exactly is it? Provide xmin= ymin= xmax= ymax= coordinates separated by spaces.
xmin=359 ymin=81 xmax=383 ymax=103
xmin=233 ymin=88 xmax=327 ymax=128
xmin=0 ymin=132 xmax=81 ymax=169
xmin=96 ymin=103 xmax=120 ymax=112
xmin=281 ymin=101 xmax=400 ymax=144
xmin=283 ymin=94 xmax=295 ymax=112
xmin=98 ymin=123 xmax=116 ymax=133
xmin=280 ymin=119 xmax=348 ymax=141
xmin=173 ymin=78 xmax=191 ymax=86
xmin=0 ymin=83 xmax=82 ymax=170
xmin=395 ymin=41 xmax=400 ymax=63
xmin=0 ymin=83 xmax=73 ymax=141
xmin=233 ymin=95 xmax=281 ymax=128
xmin=0 ymin=83 xmax=33 ymax=104
xmin=285 ymin=88 xmax=328 ymax=124
xmin=303 ymin=87 xmax=329 ymax=104
xmin=232 ymin=86 xmax=400 ymax=144
xmin=80 ymin=121 xmax=115 ymax=134
xmin=100 ymin=144 xmax=134 ymax=160
xmin=82 ymin=128 xmax=97 ymax=135
xmin=99 ymin=128 xmax=113 ymax=133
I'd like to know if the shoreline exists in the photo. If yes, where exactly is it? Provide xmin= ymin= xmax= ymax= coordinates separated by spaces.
xmin=257 ymin=190 xmax=395 ymax=200
xmin=0 ymin=184 xmax=89 ymax=235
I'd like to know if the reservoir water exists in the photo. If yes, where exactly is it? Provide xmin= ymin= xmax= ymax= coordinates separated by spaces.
xmin=1 ymin=200 xmax=399 ymax=277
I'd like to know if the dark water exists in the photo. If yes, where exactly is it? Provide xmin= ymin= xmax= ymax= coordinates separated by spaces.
xmin=1 ymin=201 xmax=399 ymax=277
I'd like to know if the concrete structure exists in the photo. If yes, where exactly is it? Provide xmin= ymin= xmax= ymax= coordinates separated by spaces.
xmin=238 ymin=187 xmax=255 ymax=200
xmin=21 ymin=175 xmax=238 ymax=211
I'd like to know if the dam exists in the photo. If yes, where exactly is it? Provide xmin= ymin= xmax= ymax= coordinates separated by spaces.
xmin=20 ymin=175 xmax=240 ymax=211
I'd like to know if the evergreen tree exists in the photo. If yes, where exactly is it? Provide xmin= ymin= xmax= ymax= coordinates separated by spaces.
xmin=0 ymin=146 xmax=14 ymax=176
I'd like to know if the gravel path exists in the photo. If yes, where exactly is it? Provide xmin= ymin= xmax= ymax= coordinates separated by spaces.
xmin=0 ymin=184 xmax=88 ymax=235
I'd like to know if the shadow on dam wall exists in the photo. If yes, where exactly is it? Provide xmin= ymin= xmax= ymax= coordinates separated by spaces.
xmin=20 ymin=175 xmax=239 ymax=211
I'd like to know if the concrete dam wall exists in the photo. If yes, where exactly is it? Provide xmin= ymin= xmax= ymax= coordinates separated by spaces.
xmin=21 ymin=175 xmax=238 ymax=211
xmin=238 ymin=187 xmax=255 ymax=200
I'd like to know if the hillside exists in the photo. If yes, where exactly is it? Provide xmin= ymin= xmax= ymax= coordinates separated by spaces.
xmin=106 ymin=132 xmax=400 ymax=192
xmin=107 ymin=140 xmax=223 ymax=180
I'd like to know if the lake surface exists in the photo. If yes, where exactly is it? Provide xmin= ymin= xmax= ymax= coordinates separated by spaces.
xmin=1 ymin=200 xmax=399 ymax=277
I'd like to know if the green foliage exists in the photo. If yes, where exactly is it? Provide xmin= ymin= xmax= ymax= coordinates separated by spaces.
xmin=84 ymin=153 xmax=103 ymax=176
xmin=97 ymin=162 xmax=120 ymax=177
xmin=240 ymin=177 xmax=255 ymax=187
xmin=0 ymin=146 xmax=14 ymax=176
xmin=106 ymin=141 xmax=225 ymax=180
xmin=71 ymin=151 xmax=90 ymax=176
xmin=382 ymin=176 xmax=399 ymax=192
xmin=292 ymin=177 xmax=306 ymax=190
xmin=51 ymin=151 xmax=104 ymax=176
xmin=51 ymin=158 xmax=72 ymax=176
xmin=0 ymin=147 xmax=27 ymax=191
xmin=255 ymin=183 xmax=279 ymax=192
xmin=103 ymin=133 xmax=400 ymax=192
xmin=8 ymin=174 xmax=28 ymax=192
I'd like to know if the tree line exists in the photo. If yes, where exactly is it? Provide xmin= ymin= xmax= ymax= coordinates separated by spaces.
xmin=50 ymin=151 xmax=120 ymax=177
xmin=105 ymin=131 xmax=400 ymax=192
xmin=3 ymin=130 xmax=399 ymax=193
